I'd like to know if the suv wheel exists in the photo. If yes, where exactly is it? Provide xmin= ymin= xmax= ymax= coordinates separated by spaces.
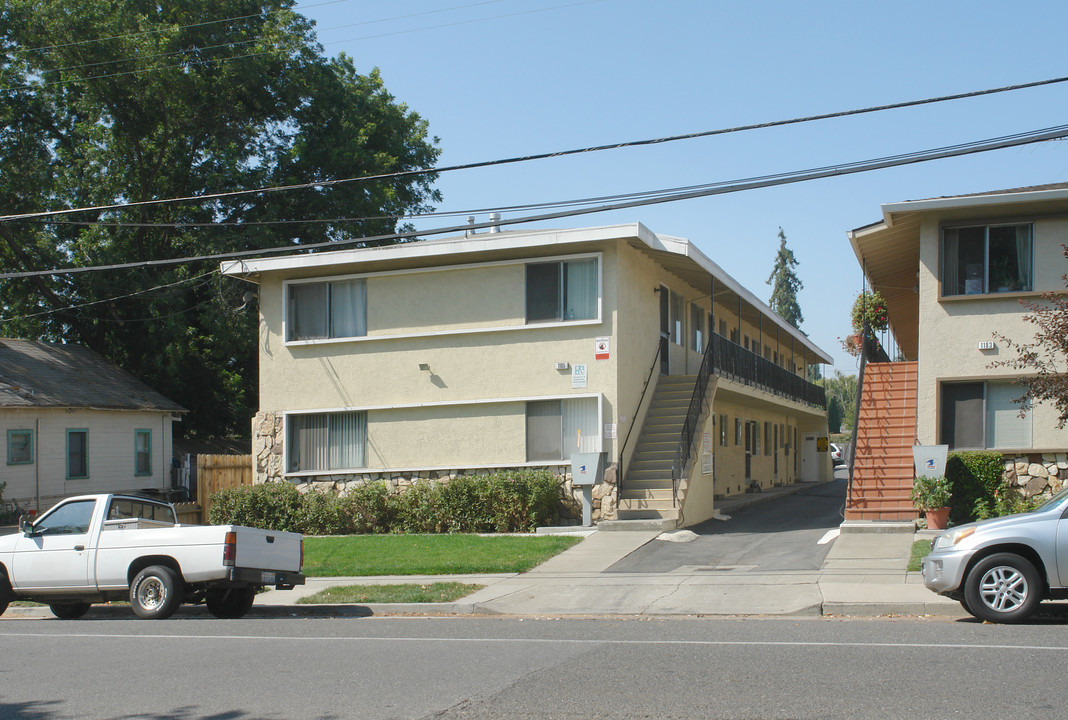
xmin=963 ymin=553 xmax=1042 ymax=623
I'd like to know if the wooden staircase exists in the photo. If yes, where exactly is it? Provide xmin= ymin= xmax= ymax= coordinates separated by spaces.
xmin=617 ymin=375 xmax=697 ymax=523
xmin=845 ymin=361 xmax=918 ymax=520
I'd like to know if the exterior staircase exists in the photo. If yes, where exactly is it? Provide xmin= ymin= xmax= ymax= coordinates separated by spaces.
xmin=618 ymin=375 xmax=697 ymax=523
xmin=845 ymin=361 xmax=918 ymax=520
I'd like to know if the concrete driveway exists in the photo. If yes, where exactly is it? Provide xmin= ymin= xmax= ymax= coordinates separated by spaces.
xmin=606 ymin=478 xmax=848 ymax=574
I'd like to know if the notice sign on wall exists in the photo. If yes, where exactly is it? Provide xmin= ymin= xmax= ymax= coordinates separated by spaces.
xmin=595 ymin=337 xmax=610 ymax=360
xmin=572 ymin=363 xmax=588 ymax=389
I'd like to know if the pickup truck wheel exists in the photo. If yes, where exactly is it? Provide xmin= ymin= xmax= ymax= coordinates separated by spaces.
xmin=49 ymin=602 xmax=91 ymax=620
xmin=130 ymin=565 xmax=182 ymax=619
xmin=964 ymin=553 xmax=1043 ymax=624
xmin=206 ymin=587 xmax=257 ymax=619
xmin=0 ymin=574 xmax=13 ymax=616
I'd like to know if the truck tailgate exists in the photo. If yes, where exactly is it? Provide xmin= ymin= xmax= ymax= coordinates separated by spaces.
xmin=232 ymin=527 xmax=302 ymax=572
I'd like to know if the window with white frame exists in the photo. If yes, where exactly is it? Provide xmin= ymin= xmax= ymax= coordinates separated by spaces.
xmin=940 ymin=381 xmax=1031 ymax=450
xmin=526 ymin=397 xmax=600 ymax=462
xmin=287 ymin=278 xmax=367 ymax=341
xmin=287 ymin=411 xmax=367 ymax=473
xmin=526 ymin=258 xmax=598 ymax=323
xmin=941 ymin=224 xmax=1032 ymax=296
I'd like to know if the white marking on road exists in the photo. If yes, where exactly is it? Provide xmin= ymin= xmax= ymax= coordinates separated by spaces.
xmin=3 ymin=631 xmax=1068 ymax=652
xmin=818 ymin=528 xmax=840 ymax=545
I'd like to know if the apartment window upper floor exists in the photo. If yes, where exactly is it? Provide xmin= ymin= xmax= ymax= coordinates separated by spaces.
xmin=941 ymin=223 xmax=1033 ymax=297
xmin=284 ymin=254 xmax=602 ymax=345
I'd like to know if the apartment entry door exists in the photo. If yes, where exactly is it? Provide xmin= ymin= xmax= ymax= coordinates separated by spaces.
xmin=658 ymin=284 xmax=670 ymax=375
xmin=744 ymin=420 xmax=755 ymax=485
xmin=801 ymin=432 xmax=818 ymax=483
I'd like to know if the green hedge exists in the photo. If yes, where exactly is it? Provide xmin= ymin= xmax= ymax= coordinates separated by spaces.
xmin=946 ymin=451 xmax=1039 ymax=523
xmin=208 ymin=469 xmax=562 ymax=535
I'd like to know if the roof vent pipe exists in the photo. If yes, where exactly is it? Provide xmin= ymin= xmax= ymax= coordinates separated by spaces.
xmin=489 ymin=212 xmax=501 ymax=233
xmin=465 ymin=216 xmax=476 ymax=238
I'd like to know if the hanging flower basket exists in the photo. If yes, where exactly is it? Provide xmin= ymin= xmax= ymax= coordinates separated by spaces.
xmin=850 ymin=290 xmax=889 ymax=334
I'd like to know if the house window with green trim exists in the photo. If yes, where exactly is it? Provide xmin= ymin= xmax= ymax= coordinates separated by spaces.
xmin=7 ymin=429 xmax=34 ymax=465
xmin=67 ymin=429 xmax=89 ymax=479
xmin=135 ymin=430 xmax=152 ymax=476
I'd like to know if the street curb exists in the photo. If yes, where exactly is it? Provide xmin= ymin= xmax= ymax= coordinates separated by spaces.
xmin=4 ymin=599 xmax=973 ymax=620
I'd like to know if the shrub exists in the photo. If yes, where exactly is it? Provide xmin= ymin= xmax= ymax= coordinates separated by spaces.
xmin=910 ymin=475 xmax=951 ymax=510
xmin=946 ymin=451 xmax=1009 ymax=524
xmin=208 ymin=470 xmax=563 ymax=535
xmin=208 ymin=481 xmax=304 ymax=531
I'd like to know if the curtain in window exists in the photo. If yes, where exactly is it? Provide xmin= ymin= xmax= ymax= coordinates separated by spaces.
xmin=289 ymin=414 xmax=328 ymax=472
xmin=1015 ymin=225 xmax=1032 ymax=291
xmin=330 ymin=279 xmax=367 ymax=338
xmin=942 ymin=229 xmax=960 ymax=296
xmin=564 ymin=259 xmax=597 ymax=320
xmin=289 ymin=283 xmax=328 ymax=340
xmin=941 ymin=383 xmax=984 ymax=449
xmin=329 ymin=412 xmax=366 ymax=469
xmin=562 ymin=397 xmax=600 ymax=457
xmin=526 ymin=400 xmax=563 ymax=461
xmin=986 ymin=383 xmax=1031 ymax=449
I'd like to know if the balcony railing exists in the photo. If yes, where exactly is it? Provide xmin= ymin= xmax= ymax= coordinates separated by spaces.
xmin=706 ymin=332 xmax=827 ymax=409
xmin=671 ymin=332 xmax=827 ymax=506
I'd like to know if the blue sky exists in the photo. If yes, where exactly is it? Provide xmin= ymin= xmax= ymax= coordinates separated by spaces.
xmin=298 ymin=0 xmax=1068 ymax=374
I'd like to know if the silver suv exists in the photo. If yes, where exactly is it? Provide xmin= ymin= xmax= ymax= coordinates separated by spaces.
xmin=921 ymin=486 xmax=1068 ymax=623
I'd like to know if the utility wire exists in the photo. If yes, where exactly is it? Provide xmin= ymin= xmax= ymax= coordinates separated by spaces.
xmin=3 ymin=74 xmax=1068 ymax=224
xmin=3 ymin=124 xmax=1066 ymax=281
xmin=17 ymin=0 xmax=354 ymax=53
xmin=0 ymin=269 xmax=218 ymax=323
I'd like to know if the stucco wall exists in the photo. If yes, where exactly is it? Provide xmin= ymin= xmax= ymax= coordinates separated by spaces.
xmin=1 ymin=407 xmax=174 ymax=511
xmin=916 ymin=215 xmax=1068 ymax=450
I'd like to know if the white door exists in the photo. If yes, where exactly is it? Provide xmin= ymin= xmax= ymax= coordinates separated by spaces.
xmin=801 ymin=433 xmax=818 ymax=483
xmin=11 ymin=499 xmax=95 ymax=590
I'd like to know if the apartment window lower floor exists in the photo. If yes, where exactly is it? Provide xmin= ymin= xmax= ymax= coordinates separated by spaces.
xmin=941 ymin=381 xmax=1031 ymax=450
xmin=287 ymin=411 xmax=367 ymax=473
xmin=526 ymin=397 xmax=601 ymax=462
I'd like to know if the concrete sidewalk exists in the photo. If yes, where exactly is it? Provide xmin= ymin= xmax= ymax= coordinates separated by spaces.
xmin=2 ymin=482 xmax=967 ymax=620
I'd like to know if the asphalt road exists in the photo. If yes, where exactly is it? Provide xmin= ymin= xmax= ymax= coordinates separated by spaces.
xmin=2 ymin=614 xmax=1066 ymax=720
xmin=607 ymin=477 xmax=848 ymax=573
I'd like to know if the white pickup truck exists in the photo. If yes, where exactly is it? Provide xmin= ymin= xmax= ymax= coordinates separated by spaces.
xmin=0 ymin=493 xmax=304 ymax=620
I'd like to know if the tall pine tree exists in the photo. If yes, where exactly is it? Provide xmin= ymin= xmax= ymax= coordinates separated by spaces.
xmin=766 ymin=227 xmax=804 ymax=328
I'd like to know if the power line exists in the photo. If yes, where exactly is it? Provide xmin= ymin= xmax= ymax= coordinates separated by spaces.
xmin=0 ymin=269 xmax=218 ymax=324
xmin=3 ymin=124 xmax=1065 ymax=281
xmin=3 ymin=74 xmax=1067 ymax=224
xmin=17 ymin=0 xmax=354 ymax=54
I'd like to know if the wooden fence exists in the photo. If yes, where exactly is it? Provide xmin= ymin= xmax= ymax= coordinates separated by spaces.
xmin=195 ymin=454 xmax=254 ymax=524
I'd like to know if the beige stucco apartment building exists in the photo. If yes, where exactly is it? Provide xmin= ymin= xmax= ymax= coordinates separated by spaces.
xmin=223 ymin=223 xmax=832 ymax=527
xmin=846 ymin=185 xmax=1068 ymax=518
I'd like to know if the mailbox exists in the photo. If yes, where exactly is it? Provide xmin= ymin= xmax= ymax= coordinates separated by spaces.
xmin=571 ymin=453 xmax=604 ymax=486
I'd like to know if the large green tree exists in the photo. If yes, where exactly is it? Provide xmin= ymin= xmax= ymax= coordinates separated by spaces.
xmin=766 ymin=227 xmax=803 ymax=329
xmin=0 ymin=1 xmax=440 ymax=438
xmin=818 ymin=371 xmax=858 ymax=432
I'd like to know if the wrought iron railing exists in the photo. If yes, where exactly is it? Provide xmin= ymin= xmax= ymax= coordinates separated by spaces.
xmin=671 ymin=332 xmax=827 ymax=507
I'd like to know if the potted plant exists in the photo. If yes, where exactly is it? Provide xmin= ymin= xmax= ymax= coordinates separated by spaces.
xmin=841 ymin=290 xmax=889 ymax=357
xmin=910 ymin=475 xmax=952 ymax=529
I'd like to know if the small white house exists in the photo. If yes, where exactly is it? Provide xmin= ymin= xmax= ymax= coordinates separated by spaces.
xmin=0 ymin=339 xmax=185 ymax=512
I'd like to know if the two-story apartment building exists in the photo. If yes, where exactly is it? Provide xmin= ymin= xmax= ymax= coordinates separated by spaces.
xmin=846 ymin=184 xmax=1068 ymax=519
xmin=222 ymin=223 xmax=832 ymax=527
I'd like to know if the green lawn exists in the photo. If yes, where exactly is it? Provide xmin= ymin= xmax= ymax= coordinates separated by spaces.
xmin=303 ymin=534 xmax=583 ymax=577
xmin=908 ymin=540 xmax=932 ymax=572
xmin=297 ymin=582 xmax=484 ymax=604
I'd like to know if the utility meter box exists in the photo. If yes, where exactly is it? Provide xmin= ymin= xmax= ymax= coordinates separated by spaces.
xmin=571 ymin=453 xmax=604 ymax=486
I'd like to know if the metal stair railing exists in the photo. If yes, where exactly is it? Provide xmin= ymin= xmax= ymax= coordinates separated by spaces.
xmin=618 ymin=341 xmax=663 ymax=496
